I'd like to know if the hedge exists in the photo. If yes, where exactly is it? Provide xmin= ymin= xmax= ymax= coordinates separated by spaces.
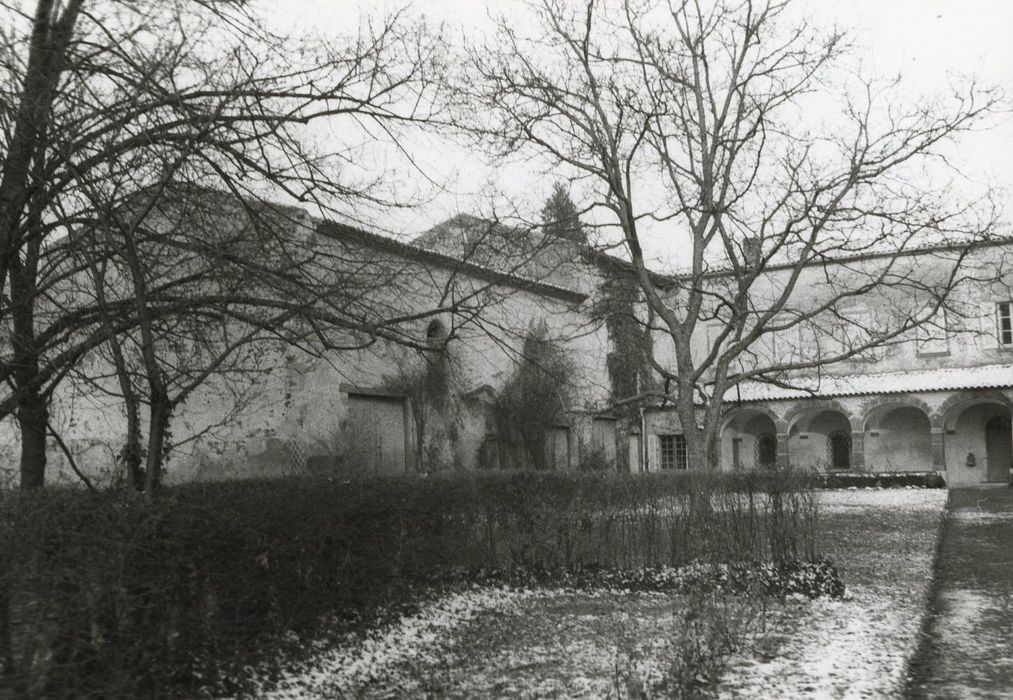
xmin=0 ymin=469 xmax=821 ymax=697
xmin=813 ymin=470 xmax=946 ymax=489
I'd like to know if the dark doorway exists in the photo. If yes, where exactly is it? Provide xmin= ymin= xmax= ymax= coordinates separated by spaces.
xmin=828 ymin=430 xmax=851 ymax=471
xmin=755 ymin=434 xmax=777 ymax=469
xmin=985 ymin=414 xmax=1012 ymax=482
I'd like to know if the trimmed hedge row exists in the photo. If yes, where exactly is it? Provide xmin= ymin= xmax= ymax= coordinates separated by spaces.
xmin=0 ymin=470 xmax=821 ymax=697
xmin=813 ymin=471 xmax=946 ymax=489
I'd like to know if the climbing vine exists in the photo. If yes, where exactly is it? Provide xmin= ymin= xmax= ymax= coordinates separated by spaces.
xmin=594 ymin=270 xmax=656 ymax=415
xmin=490 ymin=323 xmax=574 ymax=470
xmin=384 ymin=344 xmax=454 ymax=472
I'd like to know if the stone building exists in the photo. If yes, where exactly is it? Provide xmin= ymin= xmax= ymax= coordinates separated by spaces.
xmin=18 ymin=212 xmax=630 ymax=485
xmin=11 ymin=207 xmax=1013 ymax=488
xmin=647 ymin=240 xmax=1013 ymax=486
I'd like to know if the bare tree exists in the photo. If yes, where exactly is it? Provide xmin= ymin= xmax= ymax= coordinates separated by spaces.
xmin=459 ymin=0 xmax=1003 ymax=470
xmin=0 ymin=0 xmax=450 ymax=489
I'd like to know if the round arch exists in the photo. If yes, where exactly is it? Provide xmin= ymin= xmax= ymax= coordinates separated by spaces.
xmin=426 ymin=318 xmax=448 ymax=342
xmin=784 ymin=401 xmax=856 ymax=471
xmin=720 ymin=404 xmax=786 ymax=434
xmin=720 ymin=407 xmax=781 ymax=471
xmin=784 ymin=399 xmax=857 ymax=435
xmin=939 ymin=391 xmax=1013 ymax=485
xmin=938 ymin=391 xmax=1013 ymax=433
xmin=860 ymin=395 xmax=933 ymax=432
xmin=862 ymin=401 xmax=933 ymax=472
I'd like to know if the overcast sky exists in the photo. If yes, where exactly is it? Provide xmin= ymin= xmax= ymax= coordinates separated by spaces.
xmin=267 ymin=1 xmax=1013 ymax=265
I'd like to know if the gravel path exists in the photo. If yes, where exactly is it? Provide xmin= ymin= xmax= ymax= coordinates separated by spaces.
xmin=907 ymin=486 xmax=1013 ymax=700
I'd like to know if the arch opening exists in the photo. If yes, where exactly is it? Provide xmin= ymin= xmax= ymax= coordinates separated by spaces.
xmin=944 ymin=400 xmax=1013 ymax=485
xmin=787 ymin=408 xmax=851 ymax=471
xmin=720 ymin=409 xmax=778 ymax=471
xmin=863 ymin=405 xmax=932 ymax=472
xmin=425 ymin=319 xmax=448 ymax=347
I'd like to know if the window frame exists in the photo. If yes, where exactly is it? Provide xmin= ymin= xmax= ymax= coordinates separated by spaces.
xmin=659 ymin=433 xmax=688 ymax=470
xmin=997 ymin=301 xmax=1013 ymax=348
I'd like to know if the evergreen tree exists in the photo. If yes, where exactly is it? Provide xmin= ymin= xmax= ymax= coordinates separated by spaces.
xmin=540 ymin=182 xmax=586 ymax=243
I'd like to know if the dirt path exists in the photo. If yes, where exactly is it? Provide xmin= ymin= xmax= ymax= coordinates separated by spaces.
xmin=907 ymin=487 xmax=1013 ymax=699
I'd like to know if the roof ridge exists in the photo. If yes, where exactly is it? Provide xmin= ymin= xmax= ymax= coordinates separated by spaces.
xmin=315 ymin=220 xmax=587 ymax=303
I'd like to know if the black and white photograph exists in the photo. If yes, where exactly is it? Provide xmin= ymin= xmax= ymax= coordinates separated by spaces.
xmin=0 ymin=0 xmax=1010 ymax=697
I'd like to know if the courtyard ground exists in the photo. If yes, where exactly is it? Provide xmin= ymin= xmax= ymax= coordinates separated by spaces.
xmin=252 ymin=489 xmax=947 ymax=699
xmin=906 ymin=486 xmax=1013 ymax=700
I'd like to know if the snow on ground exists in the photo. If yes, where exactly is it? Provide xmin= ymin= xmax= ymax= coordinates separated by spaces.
xmin=720 ymin=488 xmax=948 ymax=698
xmin=818 ymin=487 xmax=947 ymax=513
xmin=242 ymin=487 xmax=948 ymax=699
xmin=950 ymin=511 xmax=1013 ymax=523
xmin=256 ymin=586 xmax=544 ymax=699
xmin=343 ymin=589 xmax=706 ymax=698
xmin=719 ymin=585 xmax=916 ymax=698
xmin=937 ymin=589 xmax=991 ymax=646
xmin=911 ymin=487 xmax=1013 ymax=698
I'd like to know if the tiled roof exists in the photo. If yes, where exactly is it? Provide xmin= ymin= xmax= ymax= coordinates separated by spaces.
xmin=727 ymin=363 xmax=1013 ymax=402
xmin=680 ymin=234 xmax=1013 ymax=279
xmin=316 ymin=220 xmax=588 ymax=304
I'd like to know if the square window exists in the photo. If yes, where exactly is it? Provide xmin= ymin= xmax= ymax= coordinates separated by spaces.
xmin=659 ymin=434 xmax=688 ymax=470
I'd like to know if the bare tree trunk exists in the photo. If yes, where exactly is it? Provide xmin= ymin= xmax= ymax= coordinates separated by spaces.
xmin=122 ymin=394 xmax=144 ymax=490
xmin=675 ymin=377 xmax=706 ymax=466
xmin=90 ymin=251 xmax=146 ymax=490
xmin=107 ymin=335 xmax=144 ymax=489
xmin=15 ymin=390 xmax=46 ymax=490
xmin=143 ymin=383 xmax=171 ymax=495
xmin=10 ymin=238 xmax=45 ymax=489
xmin=0 ymin=0 xmax=82 ymax=303
xmin=115 ymin=195 xmax=172 ymax=494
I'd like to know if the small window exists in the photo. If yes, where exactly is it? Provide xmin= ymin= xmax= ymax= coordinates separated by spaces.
xmin=659 ymin=434 xmax=688 ymax=470
xmin=426 ymin=319 xmax=447 ymax=344
xmin=997 ymin=302 xmax=1012 ymax=347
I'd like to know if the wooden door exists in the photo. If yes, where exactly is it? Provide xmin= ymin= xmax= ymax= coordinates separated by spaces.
xmin=544 ymin=427 xmax=570 ymax=470
xmin=985 ymin=414 xmax=1012 ymax=482
xmin=628 ymin=434 xmax=641 ymax=473
xmin=591 ymin=418 xmax=618 ymax=464
xmin=346 ymin=394 xmax=407 ymax=474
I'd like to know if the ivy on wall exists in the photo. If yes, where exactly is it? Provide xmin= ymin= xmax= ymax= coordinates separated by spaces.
xmin=490 ymin=322 xmax=574 ymax=470
xmin=383 ymin=340 xmax=455 ymax=472
xmin=594 ymin=271 xmax=656 ymax=415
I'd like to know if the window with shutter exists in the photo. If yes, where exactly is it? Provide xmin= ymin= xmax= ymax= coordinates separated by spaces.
xmin=997 ymin=302 xmax=1012 ymax=348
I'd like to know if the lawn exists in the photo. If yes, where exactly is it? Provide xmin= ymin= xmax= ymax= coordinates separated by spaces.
xmin=246 ymin=488 xmax=947 ymax=699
